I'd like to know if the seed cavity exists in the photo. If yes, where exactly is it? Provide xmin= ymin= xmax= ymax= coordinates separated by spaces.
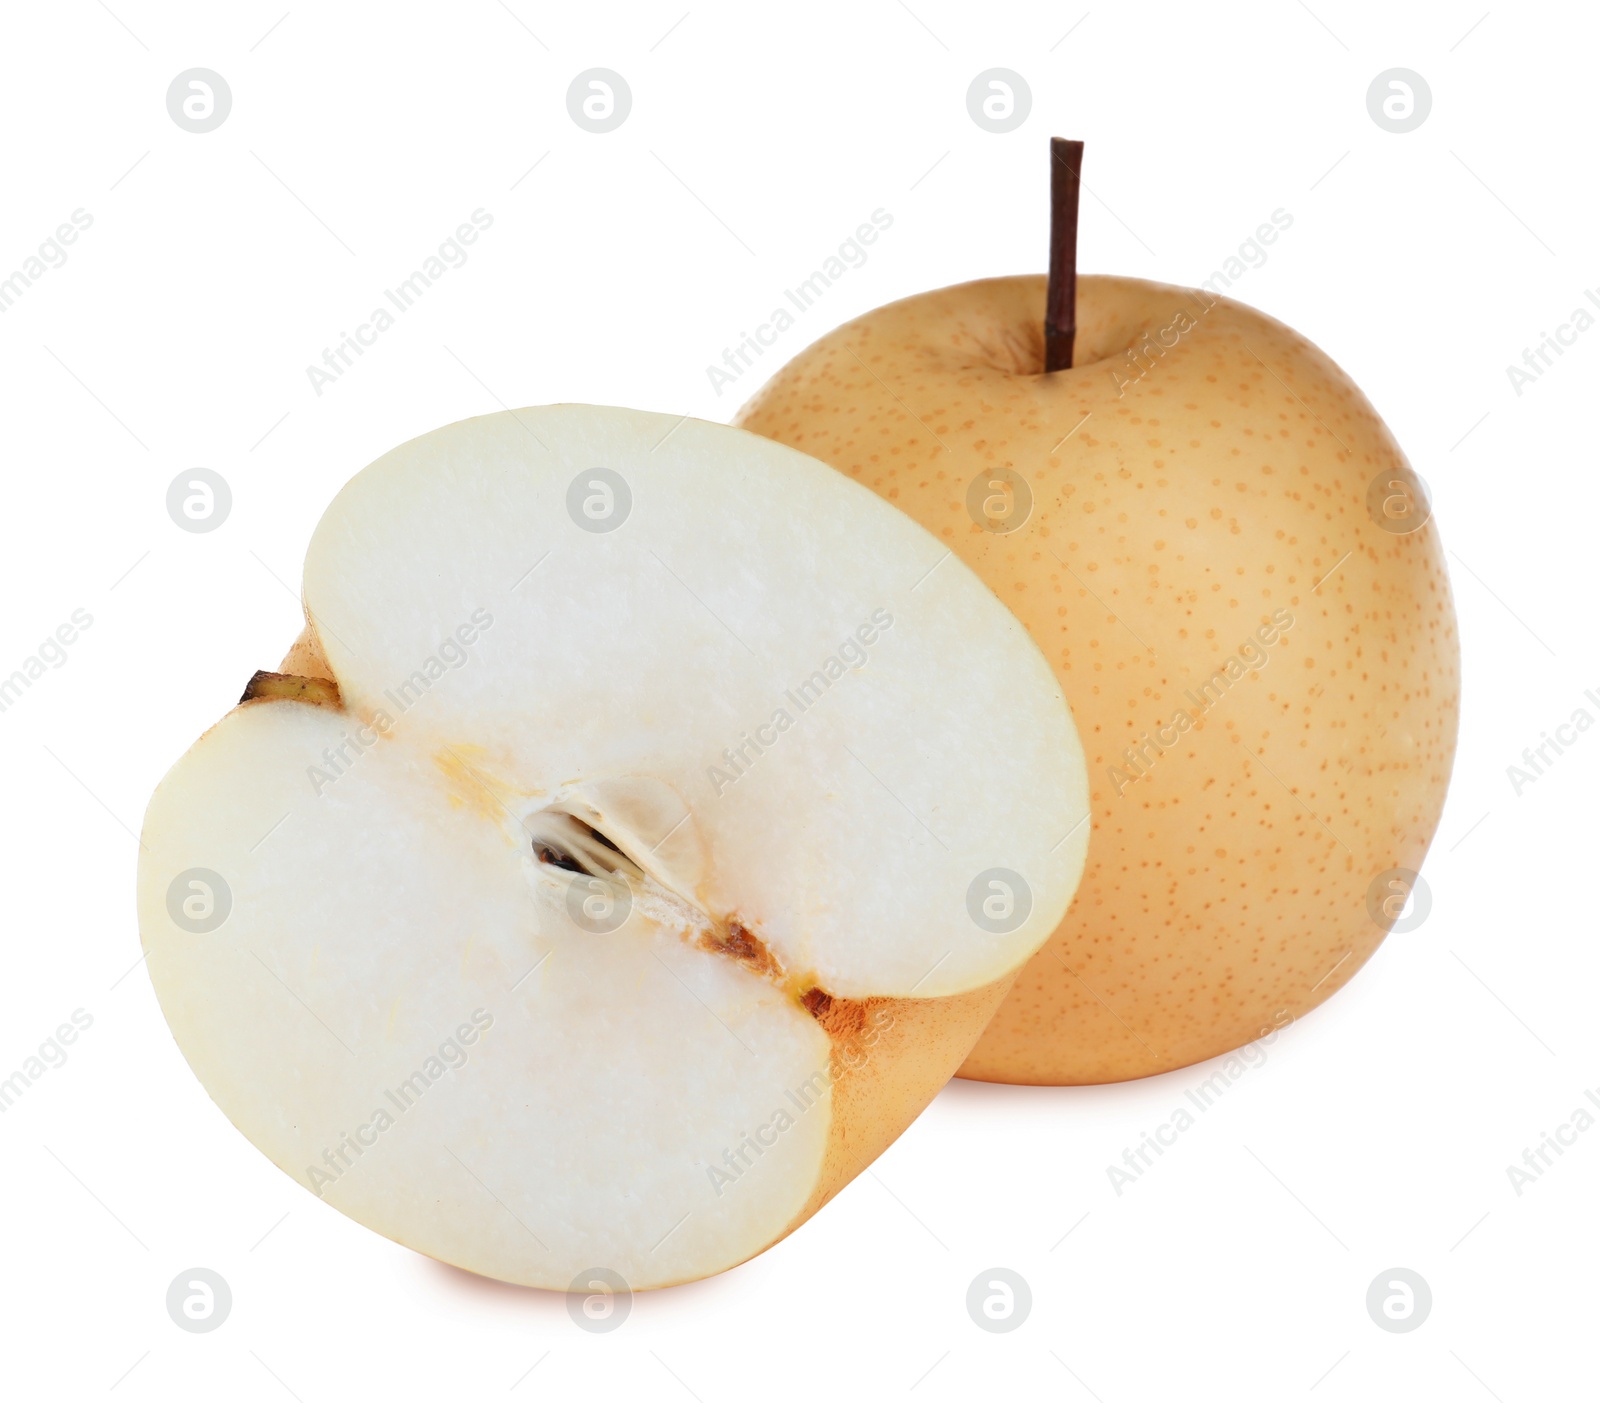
xmin=526 ymin=802 xmax=796 ymax=996
xmin=533 ymin=844 xmax=584 ymax=874
xmin=527 ymin=810 xmax=642 ymax=882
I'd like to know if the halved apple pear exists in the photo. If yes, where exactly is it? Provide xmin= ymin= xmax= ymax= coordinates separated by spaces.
xmin=138 ymin=406 xmax=1089 ymax=1289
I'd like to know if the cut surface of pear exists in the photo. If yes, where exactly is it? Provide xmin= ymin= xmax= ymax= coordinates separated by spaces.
xmin=138 ymin=405 xmax=1090 ymax=1288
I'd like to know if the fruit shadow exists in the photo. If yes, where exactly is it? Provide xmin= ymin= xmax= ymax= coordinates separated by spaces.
xmin=938 ymin=1073 xmax=1157 ymax=1112
xmin=936 ymin=1042 xmax=1286 ymax=1112
xmin=423 ymin=1253 xmax=758 ymax=1312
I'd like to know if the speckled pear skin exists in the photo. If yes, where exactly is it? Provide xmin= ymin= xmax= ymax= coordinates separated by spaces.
xmin=737 ymin=274 xmax=1459 ymax=1084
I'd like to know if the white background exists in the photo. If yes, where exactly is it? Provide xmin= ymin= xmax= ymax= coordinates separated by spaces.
xmin=1 ymin=1 xmax=1594 ymax=1398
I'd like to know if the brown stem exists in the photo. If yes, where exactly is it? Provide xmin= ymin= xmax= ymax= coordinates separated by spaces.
xmin=1045 ymin=137 xmax=1084 ymax=373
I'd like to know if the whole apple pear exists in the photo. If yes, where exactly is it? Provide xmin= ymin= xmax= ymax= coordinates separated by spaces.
xmin=736 ymin=274 xmax=1459 ymax=1083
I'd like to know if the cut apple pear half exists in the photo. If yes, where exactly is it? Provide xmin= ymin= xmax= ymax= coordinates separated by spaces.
xmin=138 ymin=406 xmax=1090 ymax=1289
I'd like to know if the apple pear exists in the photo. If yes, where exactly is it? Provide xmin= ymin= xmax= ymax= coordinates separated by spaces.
xmin=137 ymin=405 xmax=1090 ymax=1286
xmin=736 ymin=274 xmax=1459 ymax=1083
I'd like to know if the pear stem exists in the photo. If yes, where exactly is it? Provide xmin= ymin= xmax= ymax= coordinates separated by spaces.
xmin=1045 ymin=137 xmax=1084 ymax=373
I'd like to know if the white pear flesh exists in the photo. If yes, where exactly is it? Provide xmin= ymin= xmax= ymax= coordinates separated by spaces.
xmin=138 ymin=406 xmax=1090 ymax=1289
